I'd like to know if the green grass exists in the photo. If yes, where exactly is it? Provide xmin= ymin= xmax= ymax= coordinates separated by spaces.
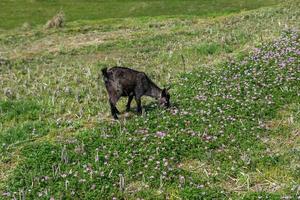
xmin=2 ymin=30 xmax=299 ymax=199
xmin=0 ymin=0 xmax=300 ymax=199
xmin=0 ymin=100 xmax=42 ymax=122
xmin=0 ymin=0 xmax=281 ymax=30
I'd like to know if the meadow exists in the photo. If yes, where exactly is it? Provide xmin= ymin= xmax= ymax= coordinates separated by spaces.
xmin=0 ymin=0 xmax=281 ymax=30
xmin=0 ymin=0 xmax=300 ymax=199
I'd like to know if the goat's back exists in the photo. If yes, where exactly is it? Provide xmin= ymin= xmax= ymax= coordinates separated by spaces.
xmin=104 ymin=67 xmax=149 ymax=95
xmin=108 ymin=66 xmax=140 ymax=78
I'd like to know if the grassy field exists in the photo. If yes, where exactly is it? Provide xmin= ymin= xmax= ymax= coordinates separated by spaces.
xmin=0 ymin=0 xmax=281 ymax=30
xmin=0 ymin=0 xmax=300 ymax=199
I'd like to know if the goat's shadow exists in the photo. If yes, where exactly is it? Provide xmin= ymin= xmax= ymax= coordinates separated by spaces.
xmin=120 ymin=101 xmax=180 ymax=119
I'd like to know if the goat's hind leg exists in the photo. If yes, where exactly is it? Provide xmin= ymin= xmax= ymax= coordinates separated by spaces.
xmin=109 ymin=101 xmax=118 ymax=119
xmin=109 ymin=97 xmax=120 ymax=119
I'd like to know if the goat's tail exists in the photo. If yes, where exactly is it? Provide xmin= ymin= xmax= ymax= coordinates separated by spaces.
xmin=101 ymin=67 xmax=108 ymax=77
xmin=101 ymin=67 xmax=109 ymax=81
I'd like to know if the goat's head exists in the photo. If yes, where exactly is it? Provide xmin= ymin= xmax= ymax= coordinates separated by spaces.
xmin=159 ymin=88 xmax=170 ymax=108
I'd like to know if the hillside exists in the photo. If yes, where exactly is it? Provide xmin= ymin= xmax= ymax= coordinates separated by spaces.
xmin=0 ymin=1 xmax=300 ymax=199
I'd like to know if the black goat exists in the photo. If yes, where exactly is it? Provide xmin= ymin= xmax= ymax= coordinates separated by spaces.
xmin=101 ymin=66 xmax=170 ymax=119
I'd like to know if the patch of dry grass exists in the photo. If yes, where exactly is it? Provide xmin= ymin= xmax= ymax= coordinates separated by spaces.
xmin=45 ymin=11 xmax=65 ymax=29
xmin=178 ymin=159 xmax=214 ymax=178
xmin=0 ymin=150 xmax=21 ymax=190
xmin=125 ymin=181 xmax=149 ymax=195
xmin=263 ymin=104 xmax=300 ymax=155
xmin=221 ymin=168 xmax=294 ymax=194
xmin=221 ymin=103 xmax=300 ymax=195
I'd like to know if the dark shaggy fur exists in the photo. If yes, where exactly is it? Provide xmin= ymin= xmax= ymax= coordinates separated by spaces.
xmin=102 ymin=66 xmax=170 ymax=119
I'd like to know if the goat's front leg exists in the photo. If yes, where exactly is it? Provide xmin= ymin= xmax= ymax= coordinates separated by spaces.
xmin=126 ymin=95 xmax=134 ymax=112
xmin=135 ymin=97 xmax=142 ymax=115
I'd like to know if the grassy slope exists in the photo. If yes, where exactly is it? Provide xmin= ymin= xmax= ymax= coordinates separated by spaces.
xmin=0 ymin=1 xmax=300 ymax=199
xmin=0 ymin=0 xmax=281 ymax=30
